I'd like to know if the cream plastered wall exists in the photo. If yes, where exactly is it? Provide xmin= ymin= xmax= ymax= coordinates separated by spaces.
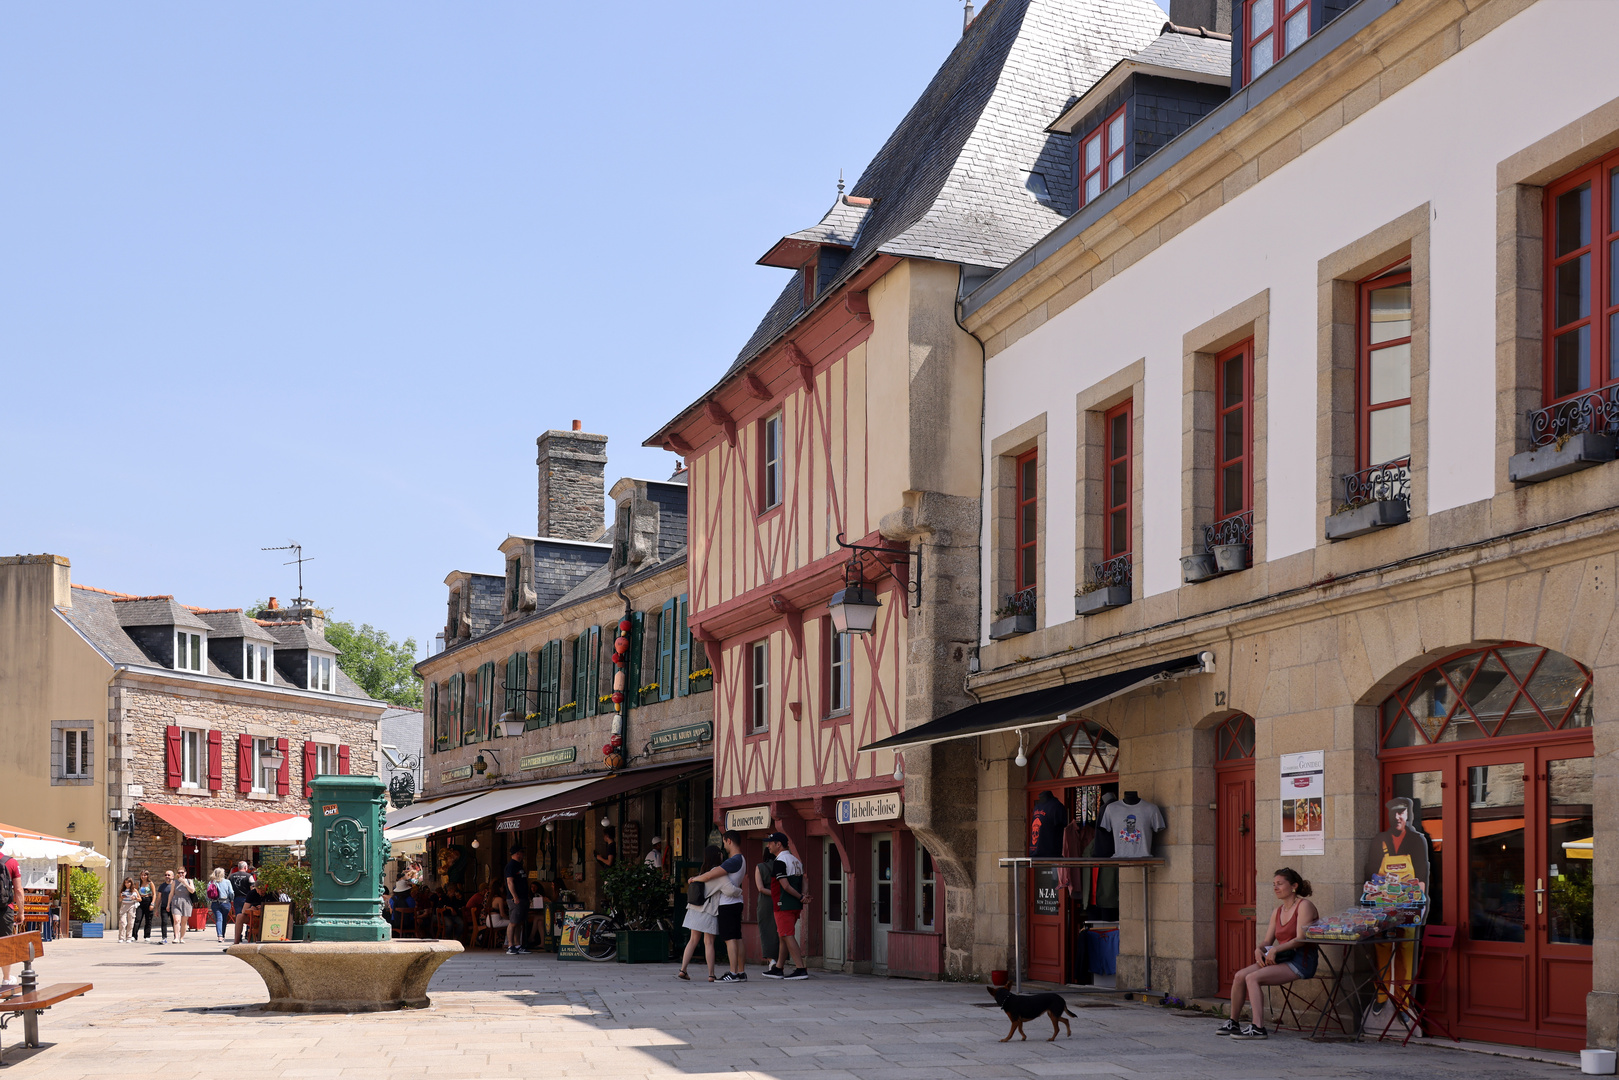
xmin=974 ymin=0 xmax=1619 ymax=633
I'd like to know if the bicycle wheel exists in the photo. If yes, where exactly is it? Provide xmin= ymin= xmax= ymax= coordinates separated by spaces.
xmin=579 ymin=914 xmax=618 ymax=961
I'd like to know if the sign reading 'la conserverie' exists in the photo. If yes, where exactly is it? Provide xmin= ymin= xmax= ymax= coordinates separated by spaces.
xmin=724 ymin=806 xmax=771 ymax=831
xmin=836 ymin=793 xmax=902 ymax=823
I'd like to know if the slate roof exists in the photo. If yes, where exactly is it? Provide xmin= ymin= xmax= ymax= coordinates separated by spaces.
xmin=1131 ymin=24 xmax=1231 ymax=77
xmin=196 ymin=609 xmax=277 ymax=642
xmin=259 ymin=621 xmax=336 ymax=652
xmin=379 ymin=706 xmax=423 ymax=765
xmin=783 ymin=199 xmax=869 ymax=249
xmin=651 ymin=0 xmax=1167 ymax=439
xmin=113 ymin=596 xmax=212 ymax=631
xmin=60 ymin=585 xmax=374 ymax=702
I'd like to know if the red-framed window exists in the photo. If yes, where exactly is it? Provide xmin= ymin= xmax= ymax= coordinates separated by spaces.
xmin=1079 ymin=105 xmax=1127 ymax=207
xmin=1215 ymin=713 xmax=1256 ymax=762
xmin=1014 ymin=449 xmax=1038 ymax=593
xmin=1243 ymin=0 xmax=1308 ymax=85
xmin=1358 ymin=259 xmax=1413 ymax=468
xmin=1215 ymin=339 xmax=1254 ymax=521
xmin=1103 ymin=400 xmax=1132 ymax=560
xmin=759 ymin=412 xmax=783 ymax=512
xmin=1545 ymin=150 xmax=1619 ymax=404
xmin=748 ymin=640 xmax=770 ymax=734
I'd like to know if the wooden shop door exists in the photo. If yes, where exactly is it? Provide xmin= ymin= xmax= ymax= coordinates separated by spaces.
xmin=1213 ymin=714 xmax=1256 ymax=991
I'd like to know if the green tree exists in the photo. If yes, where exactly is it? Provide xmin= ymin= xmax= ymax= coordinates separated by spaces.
xmin=325 ymin=619 xmax=423 ymax=708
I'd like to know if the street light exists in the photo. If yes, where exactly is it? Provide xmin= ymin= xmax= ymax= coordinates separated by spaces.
xmin=474 ymin=749 xmax=502 ymax=778
xmin=497 ymin=710 xmax=525 ymax=739
xmin=827 ymin=533 xmax=919 ymax=636
xmin=829 ymin=582 xmax=880 ymax=635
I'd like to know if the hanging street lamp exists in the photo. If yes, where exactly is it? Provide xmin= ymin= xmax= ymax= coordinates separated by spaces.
xmin=827 ymin=533 xmax=921 ymax=635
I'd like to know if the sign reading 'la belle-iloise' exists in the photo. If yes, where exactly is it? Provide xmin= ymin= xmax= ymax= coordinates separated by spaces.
xmin=836 ymin=792 xmax=902 ymax=824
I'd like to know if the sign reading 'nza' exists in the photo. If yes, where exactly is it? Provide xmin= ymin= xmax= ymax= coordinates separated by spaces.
xmin=649 ymin=721 xmax=712 ymax=752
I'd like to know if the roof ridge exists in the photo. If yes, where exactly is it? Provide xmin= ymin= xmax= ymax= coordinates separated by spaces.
xmin=111 ymin=594 xmax=175 ymax=602
xmin=1160 ymin=19 xmax=1232 ymax=40
xmin=187 ymin=607 xmax=244 ymax=614
xmin=72 ymin=584 xmax=137 ymax=598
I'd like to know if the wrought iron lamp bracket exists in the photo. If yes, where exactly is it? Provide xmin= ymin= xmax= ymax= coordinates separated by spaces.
xmin=835 ymin=533 xmax=922 ymax=608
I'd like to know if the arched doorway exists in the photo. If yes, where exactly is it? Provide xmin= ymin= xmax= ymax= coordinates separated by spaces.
xmin=1025 ymin=719 xmax=1119 ymax=985
xmin=1212 ymin=713 xmax=1256 ymax=990
xmin=1377 ymin=644 xmax=1593 ymax=1051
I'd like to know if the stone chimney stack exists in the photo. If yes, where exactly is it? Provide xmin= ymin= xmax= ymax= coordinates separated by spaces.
xmin=1168 ymin=0 xmax=1232 ymax=33
xmin=537 ymin=422 xmax=609 ymax=540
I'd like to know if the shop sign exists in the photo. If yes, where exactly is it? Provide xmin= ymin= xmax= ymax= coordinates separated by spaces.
xmin=1279 ymin=751 xmax=1325 ymax=857
xmin=495 ymin=819 xmax=522 ymax=832
xmin=392 ymin=838 xmax=427 ymax=855
xmin=1034 ymin=866 xmax=1061 ymax=916
xmin=724 ymin=805 xmax=771 ymax=832
xmin=649 ymin=721 xmax=712 ymax=753
xmin=520 ymin=747 xmax=577 ymax=771
xmin=835 ymin=792 xmax=902 ymax=824
xmin=441 ymin=765 xmax=474 ymax=783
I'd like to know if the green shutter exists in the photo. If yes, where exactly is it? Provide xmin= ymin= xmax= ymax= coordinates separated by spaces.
xmin=429 ymin=682 xmax=440 ymax=752
xmin=506 ymin=652 xmax=527 ymax=720
xmin=676 ymin=594 xmax=691 ymax=698
xmin=548 ymin=640 xmax=562 ymax=724
xmin=449 ymin=673 xmax=465 ymax=748
xmin=584 ymin=626 xmax=601 ymax=716
xmin=659 ymin=598 xmax=675 ymax=702
xmin=570 ymin=635 xmax=585 ymax=720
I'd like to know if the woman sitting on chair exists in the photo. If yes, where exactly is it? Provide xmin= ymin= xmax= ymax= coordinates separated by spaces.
xmin=1217 ymin=868 xmax=1318 ymax=1040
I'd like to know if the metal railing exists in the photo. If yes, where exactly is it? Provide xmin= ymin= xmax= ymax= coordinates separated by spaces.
xmin=1340 ymin=457 xmax=1410 ymax=510
xmin=1527 ymin=386 xmax=1619 ymax=447
xmin=1001 ymin=586 xmax=1037 ymax=616
xmin=1088 ymin=553 xmax=1132 ymax=592
xmin=1202 ymin=510 xmax=1252 ymax=553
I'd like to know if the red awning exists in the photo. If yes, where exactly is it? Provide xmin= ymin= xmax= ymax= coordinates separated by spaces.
xmin=139 ymin=803 xmax=301 ymax=841
xmin=494 ymin=763 xmax=706 ymax=833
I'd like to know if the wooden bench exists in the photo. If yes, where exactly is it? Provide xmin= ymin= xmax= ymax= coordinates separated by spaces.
xmin=0 ymin=932 xmax=92 ymax=1067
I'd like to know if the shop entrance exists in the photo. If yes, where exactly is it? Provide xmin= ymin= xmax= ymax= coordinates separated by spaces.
xmin=871 ymin=833 xmax=893 ymax=970
xmin=823 ymin=838 xmax=845 ymax=966
xmin=1377 ymin=644 xmax=1594 ymax=1051
xmin=1025 ymin=719 xmax=1120 ymax=986
xmin=1213 ymin=714 xmax=1256 ymax=990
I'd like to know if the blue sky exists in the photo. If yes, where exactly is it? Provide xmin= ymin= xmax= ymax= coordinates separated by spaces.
xmin=1 ymin=1 xmax=1170 ymax=657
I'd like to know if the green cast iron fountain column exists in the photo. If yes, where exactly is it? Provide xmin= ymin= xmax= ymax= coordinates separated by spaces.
xmin=303 ymin=774 xmax=391 ymax=942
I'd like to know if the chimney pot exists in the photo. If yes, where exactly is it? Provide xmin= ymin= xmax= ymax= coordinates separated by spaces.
xmin=267 ymin=597 xmax=278 ymax=611
xmin=572 ymin=419 xmax=582 ymax=431
xmin=536 ymin=426 xmax=609 ymax=540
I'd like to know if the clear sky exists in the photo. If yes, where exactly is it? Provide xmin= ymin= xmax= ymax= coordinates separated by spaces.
xmin=1 ymin=1 xmax=1171 ymax=658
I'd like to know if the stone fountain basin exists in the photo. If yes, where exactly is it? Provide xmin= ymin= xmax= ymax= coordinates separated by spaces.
xmin=227 ymin=939 xmax=464 ymax=1012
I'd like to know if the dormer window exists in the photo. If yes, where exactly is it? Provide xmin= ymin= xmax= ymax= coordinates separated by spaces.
xmin=175 ymin=630 xmax=205 ymax=673
xmin=1244 ymin=0 xmax=1308 ymax=83
xmin=1080 ymin=106 xmax=1127 ymax=207
xmin=308 ymin=655 xmax=333 ymax=692
xmin=244 ymin=643 xmax=272 ymax=683
xmin=506 ymin=559 xmax=522 ymax=611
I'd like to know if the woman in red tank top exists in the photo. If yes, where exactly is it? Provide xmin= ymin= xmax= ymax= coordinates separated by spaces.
xmin=1216 ymin=867 xmax=1319 ymax=1040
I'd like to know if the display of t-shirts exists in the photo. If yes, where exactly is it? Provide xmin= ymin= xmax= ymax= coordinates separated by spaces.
xmin=1029 ymin=793 xmax=1067 ymax=857
xmin=1100 ymin=798 xmax=1165 ymax=858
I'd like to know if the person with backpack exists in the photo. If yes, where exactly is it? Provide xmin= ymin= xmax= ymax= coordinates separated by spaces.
xmin=0 ymin=838 xmax=20 ymax=992
xmin=228 ymin=862 xmax=255 ymax=945
xmin=206 ymin=868 xmax=234 ymax=943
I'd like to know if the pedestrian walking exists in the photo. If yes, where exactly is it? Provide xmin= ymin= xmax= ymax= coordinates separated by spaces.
xmin=134 ymin=870 xmax=155 ymax=941
xmin=754 ymin=845 xmax=781 ymax=978
xmin=504 ymin=848 xmax=530 ymax=955
xmin=676 ymin=845 xmax=724 ymax=982
xmin=228 ymin=862 xmax=255 ymax=945
xmin=762 ymin=833 xmax=809 ymax=980
xmin=0 ymin=838 xmax=20 ymax=992
xmin=690 ymin=831 xmax=747 ymax=982
xmin=206 ymin=868 xmax=234 ymax=943
xmin=164 ymin=869 xmax=195 ymax=944
xmin=117 ymin=878 xmax=140 ymax=942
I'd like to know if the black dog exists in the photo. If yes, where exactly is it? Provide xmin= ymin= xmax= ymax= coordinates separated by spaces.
xmin=987 ymin=985 xmax=1077 ymax=1041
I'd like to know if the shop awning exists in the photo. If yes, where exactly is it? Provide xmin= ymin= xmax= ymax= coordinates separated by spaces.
xmin=384 ymin=791 xmax=485 ymax=830
xmin=495 ymin=763 xmax=707 ymax=833
xmin=858 ymin=654 xmax=1209 ymax=752
xmin=383 ymin=777 xmax=596 ymax=843
xmin=216 ymin=817 xmax=312 ymax=846
xmin=139 ymin=803 xmax=302 ymax=842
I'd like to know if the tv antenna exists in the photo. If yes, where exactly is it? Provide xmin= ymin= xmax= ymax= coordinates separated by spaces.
xmin=262 ymin=541 xmax=314 ymax=608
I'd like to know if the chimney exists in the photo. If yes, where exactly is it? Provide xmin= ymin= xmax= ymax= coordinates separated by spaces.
xmin=1168 ymin=0 xmax=1232 ymax=34
xmin=537 ymin=425 xmax=609 ymax=540
xmin=963 ymin=1 xmax=974 ymax=34
xmin=267 ymin=597 xmax=278 ymax=611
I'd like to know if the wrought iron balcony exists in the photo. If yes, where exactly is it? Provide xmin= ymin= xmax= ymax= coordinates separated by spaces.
xmin=1002 ymin=586 xmax=1038 ymax=616
xmin=1202 ymin=510 xmax=1253 ymax=553
xmin=1340 ymin=457 xmax=1410 ymax=510
xmin=1088 ymin=554 xmax=1132 ymax=592
xmin=1527 ymin=387 xmax=1619 ymax=447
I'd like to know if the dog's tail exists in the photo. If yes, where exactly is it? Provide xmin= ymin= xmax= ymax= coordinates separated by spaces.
xmin=1063 ymin=1008 xmax=1077 ymax=1017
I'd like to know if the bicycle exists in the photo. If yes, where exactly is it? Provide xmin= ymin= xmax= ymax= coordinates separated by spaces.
xmin=576 ymin=910 xmax=677 ymax=962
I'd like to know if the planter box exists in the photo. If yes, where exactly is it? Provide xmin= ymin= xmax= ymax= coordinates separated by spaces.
xmin=989 ymin=614 xmax=1036 ymax=640
xmin=79 ymin=922 xmax=104 ymax=939
xmin=616 ymin=929 xmax=669 ymax=964
xmin=1508 ymin=432 xmax=1615 ymax=483
xmin=1181 ymin=553 xmax=1218 ymax=583
xmin=1325 ymin=498 xmax=1410 ymax=541
xmin=1075 ymin=585 xmax=1131 ymax=617
xmin=68 ymin=921 xmax=81 ymax=938
xmin=1213 ymin=543 xmax=1249 ymax=573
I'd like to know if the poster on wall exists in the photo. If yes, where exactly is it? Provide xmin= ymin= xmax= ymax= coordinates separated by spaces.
xmin=1279 ymin=751 xmax=1325 ymax=856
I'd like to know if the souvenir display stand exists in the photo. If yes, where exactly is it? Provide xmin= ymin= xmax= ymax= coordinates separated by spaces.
xmin=998 ymin=856 xmax=1163 ymax=995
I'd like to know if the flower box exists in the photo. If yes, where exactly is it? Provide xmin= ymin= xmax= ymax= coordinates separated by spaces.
xmin=1507 ymin=432 xmax=1616 ymax=484
xmin=1181 ymin=553 xmax=1218 ymax=583
xmin=615 ymin=929 xmax=669 ymax=964
xmin=557 ymin=706 xmax=576 ymax=724
xmin=1075 ymin=585 xmax=1131 ymax=617
xmin=1212 ymin=543 xmax=1249 ymax=574
xmin=989 ymin=614 xmax=1035 ymax=640
xmin=1325 ymin=498 xmax=1410 ymax=541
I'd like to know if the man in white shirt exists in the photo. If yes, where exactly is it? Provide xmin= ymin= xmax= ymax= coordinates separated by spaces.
xmin=643 ymin=836 xmax=665 ymax=870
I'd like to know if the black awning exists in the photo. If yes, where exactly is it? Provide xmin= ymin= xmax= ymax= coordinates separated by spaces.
xmin=494 ymin=762 xmax=706 ymax=833
xmin=858 ymin=654 xmax=1206 ymax=752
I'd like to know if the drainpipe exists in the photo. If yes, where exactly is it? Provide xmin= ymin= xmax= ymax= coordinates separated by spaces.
xmin=615 ymin=583 xmax=633 ymax=766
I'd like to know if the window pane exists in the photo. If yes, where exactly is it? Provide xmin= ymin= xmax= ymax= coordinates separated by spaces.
xmin=1085 ymin=174 xmax=1100 ymax=203
xmin=1109 ymin=460 xmax=1127 ymax=507
xmin=1369 ymin=343 xmax=1410 ymax=405
xmin=1283 ymin=9 xmax=1307 ymax=52
xmin=1107 ymin=154 xmax=1124 ymax=186
xmin=1222 ymin=408 xmax=1244 ymax=463
xmin=1020 ymin=500 xmax=1036 ymax=545
xmin=1368 ymin=284 xmax=1411 ymax=343
xmin=1556 ymin=254 xmax=1590 ymax=326
xmin=1390 ymin=770 xmax=1444 ymax=921
xmin=1250 ymin=0 xmax=1273 ymax=35
xmin=1554 ymin=325 xmax=1592 ymax=398
xmin=1109 ymin=507 xmax=1128 ymax=555
xmin=1085 ymin=136 xmax=1101 ymax=173
xmin=1556 ymin=183 xmax=1591 ymax=256
xmin=1611 ymin=236 xmax=1619 ymax=307
xmin=1020 ymin=546 xmax=1036 ymax=591
xmin=1110 ymin=411 xmax=1128 ymax=454
xmin=1547 ymin=757 xmax=1594 ymax=946
xmin=1020 ymin=456 xmax=1037 ymax=499
xmin=1222 ymin=355 xmax=1244 ymax=407
xmin=1369 ymin=404 xmax=1410 ymax=465
xmin=1468 ymin=763 xmax=1525 ymax=943
xmin=1221 ymin=463 xmax=1245 ymax=516
xmin=1250 ymin=33 xmax=1274 ymax=78
xmin=1107 ymin=113 xmax=1124 ymax=153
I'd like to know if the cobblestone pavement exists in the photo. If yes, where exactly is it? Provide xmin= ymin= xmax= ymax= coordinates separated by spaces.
xmin=0 ymin=937 xmax=1577 ymax=1078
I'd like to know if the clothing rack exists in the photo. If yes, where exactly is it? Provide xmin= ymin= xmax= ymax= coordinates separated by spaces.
xmin=998 ymin=856 xmax=1165 ymax=996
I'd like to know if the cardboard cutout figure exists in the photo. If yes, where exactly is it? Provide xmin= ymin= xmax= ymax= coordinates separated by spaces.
xmin=1364 ymin=797 xmax=1431 ymax=1016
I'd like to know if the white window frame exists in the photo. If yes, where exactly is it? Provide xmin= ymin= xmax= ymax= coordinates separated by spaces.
xmin=180 ymin=728 xmax=204 ymax=789
xmin=316 ymin=743 xmax=338 ymax=776
xmin=244 ymin=642 xmax=272 ymax=683
xmin=750 ymin=641 xmax=770 ymax=734
xmin=63 ymin=727 xmax=92 ymax=779
xmin=827 ymin=627 xmax=851 ymax=716
xmin=762 ymin=413 xmax=783 ymax=511
xmin=252 ymin=737 xmax=277 ymax=793
xmin=308 ymin=654 xmax=333 ymax=692
xmin=174 ymin=630 xmax=206 ymax=673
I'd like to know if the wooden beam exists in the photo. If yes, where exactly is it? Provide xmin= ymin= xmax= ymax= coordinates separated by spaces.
xmin=844 ymin=291 xmax=870 ymax=323
xmin=745 ymin=374 xmax=772 ymax=400
xmin=663 ymin=433 xmax=694 ymax=456
xmin=783 ymin=341 xmax=815 ymax=393
xmin=703 ymin=400 xmax=737 ymax=448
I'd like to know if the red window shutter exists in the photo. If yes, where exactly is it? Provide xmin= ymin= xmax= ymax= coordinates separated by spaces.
xmin=165 ymin=726 xmax=182 ymax=788
xmin=338 ymin=744 xmax=351 ymax=775
xmin=276 ymin=737 xmax=291 ymax=796
xmin=302 ymin=740 xmax=318 ymax=798
xmin=207 ymin=731 xmax=223 ymax=791
xmin=238 ymin=733 xmax=253 ymax=793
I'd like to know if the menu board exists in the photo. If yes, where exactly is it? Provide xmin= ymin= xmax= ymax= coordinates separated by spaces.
xmin=260 ymin=903 xmax=292 ymax=942
xmin=557 ymin=908 xmax=591 ymax=961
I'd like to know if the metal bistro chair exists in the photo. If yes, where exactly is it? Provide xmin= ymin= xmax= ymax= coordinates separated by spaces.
xmin=1269 ymin=948 xmax=1347 ymax=1037
xmin=1373 ymin=924 xmax=1460 ymax=1046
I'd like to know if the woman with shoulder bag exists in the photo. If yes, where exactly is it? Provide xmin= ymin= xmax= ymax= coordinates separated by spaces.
xmin=207 ymin=868 xmax=234 ymax=943
xmin=676 ymin=846 xmax=725 ymax=982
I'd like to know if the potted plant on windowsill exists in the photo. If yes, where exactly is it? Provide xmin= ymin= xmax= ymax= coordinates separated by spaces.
xmin=557 ymin=702 xmax=577 ymax=723
xmin=599 ymin=860 xmax=673 ymax=963
xmin=989 ymin=590 xmax=1037 ymax=640
xmin=1075 ymin=556 xmax=1131 ymax=616
xmin=1325 ymin=459 xmax=1411 ymax=541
